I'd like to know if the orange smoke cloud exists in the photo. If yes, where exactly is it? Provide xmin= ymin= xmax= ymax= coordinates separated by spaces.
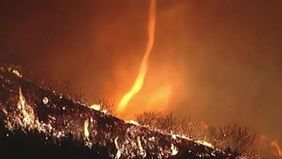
xmin=117 ymin=0 xmax=157 ymax=114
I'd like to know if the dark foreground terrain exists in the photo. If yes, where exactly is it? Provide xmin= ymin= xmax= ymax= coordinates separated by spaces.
xmin=0 ymin=68 xmax=234 ymax=159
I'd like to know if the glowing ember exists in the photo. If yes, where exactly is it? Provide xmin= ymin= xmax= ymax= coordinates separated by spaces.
xmin=42 ymin=97 xmax=49 ymax=104
xmin=117 ymin=0 xmax=157 ymax=114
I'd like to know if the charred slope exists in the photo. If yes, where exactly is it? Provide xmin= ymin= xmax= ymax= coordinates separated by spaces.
xmin=0 ymin=69 xmax=234 ymax=159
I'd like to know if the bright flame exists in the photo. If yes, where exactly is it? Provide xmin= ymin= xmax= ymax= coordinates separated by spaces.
xmin=195 ymin=140 xmax=214 ymax=148
xmin=84 ymin=119 xmax=90 ymax=140
xmin=271 ymin=140 xmax=282 ymax=157
xmin=12 ymin=69 xmax=22 ymax=77
xmin=18 ymin=87 xmax=35 ymax=126
xmin=117 ymin=0 xmax=157 ymax=113
xmin=170 ymin=144 xmax=178 ymax=156
xmin=90 ymin=104 xmax=101 ymax=111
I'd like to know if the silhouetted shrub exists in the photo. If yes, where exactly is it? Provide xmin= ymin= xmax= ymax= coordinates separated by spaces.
xmin=136 ymin=111 xmax=264 ymax=158
xmin=208 ymin=123 xmax=259 ymax=158
xmin=136 ymin=112 xmax=208 ymax=140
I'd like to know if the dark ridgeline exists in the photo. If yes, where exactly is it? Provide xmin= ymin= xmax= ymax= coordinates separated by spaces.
xmin=0 ymin=68 xmax=234 ymax=159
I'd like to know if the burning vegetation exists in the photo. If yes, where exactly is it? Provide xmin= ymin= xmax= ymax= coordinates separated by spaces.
xmin=134 ymin=112 xmax=282 ymax=158
xmin=0 ymin=63 xmax=281 ymax=159
xmin=0 ymin=67 xmax=236 ymax=158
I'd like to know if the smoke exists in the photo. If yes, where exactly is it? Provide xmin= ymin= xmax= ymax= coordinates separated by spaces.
xmin=0 ymin=0 xmax=282 ymax=146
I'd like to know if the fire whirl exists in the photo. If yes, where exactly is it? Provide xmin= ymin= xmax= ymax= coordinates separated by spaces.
xmin=117 ymin=0 xmax=157 ymax=115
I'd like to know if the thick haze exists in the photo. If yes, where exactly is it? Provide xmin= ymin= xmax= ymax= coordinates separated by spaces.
xmin=0 ymin=0 xmax=282 ymax=142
